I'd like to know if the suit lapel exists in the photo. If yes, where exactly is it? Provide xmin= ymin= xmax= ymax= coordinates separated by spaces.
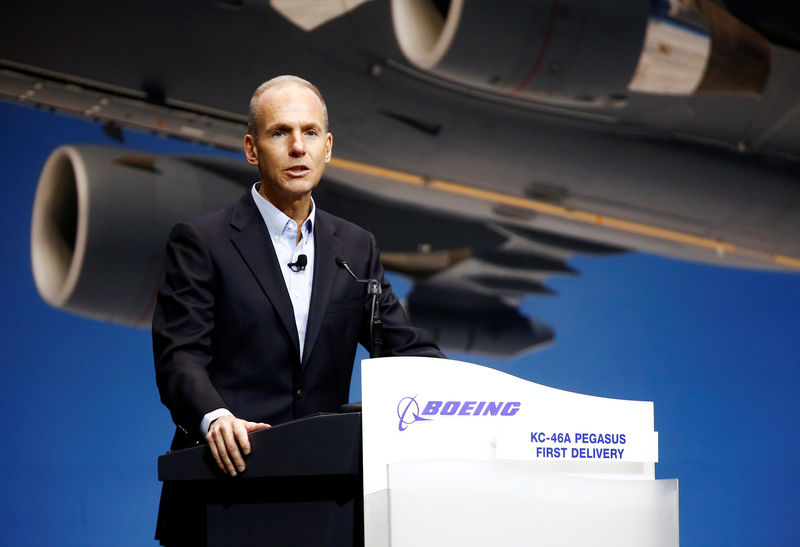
xmin=229 ymin=193 xmax=301 ymax=357
xmin=303 ymin=210 xmax=343 ymax=367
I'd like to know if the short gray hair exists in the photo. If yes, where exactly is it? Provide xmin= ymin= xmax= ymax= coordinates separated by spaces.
xmin=247 ymin=75 xmax=329 ymax=137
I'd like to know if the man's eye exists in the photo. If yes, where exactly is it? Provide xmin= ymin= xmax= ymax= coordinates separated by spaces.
xmin=272 ymin=130 xmax=285 ymax=137
xmin=305 ymin=130 xmax=317 ymax=137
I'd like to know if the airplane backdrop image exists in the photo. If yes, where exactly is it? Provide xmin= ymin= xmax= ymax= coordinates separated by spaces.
xmin=1 ymin=1 xmax=799 ymax=545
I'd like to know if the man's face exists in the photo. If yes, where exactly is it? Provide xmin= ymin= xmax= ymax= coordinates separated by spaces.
xmin=244 ymin=83 xmax=332 ymax=205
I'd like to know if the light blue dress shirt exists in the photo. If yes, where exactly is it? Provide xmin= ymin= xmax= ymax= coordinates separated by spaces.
xmin=200 ymin=184 xmax=316 ymax=434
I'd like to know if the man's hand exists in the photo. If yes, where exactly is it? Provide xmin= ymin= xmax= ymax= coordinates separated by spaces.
xmin=206 ymin=415 xmax=270 ymax=476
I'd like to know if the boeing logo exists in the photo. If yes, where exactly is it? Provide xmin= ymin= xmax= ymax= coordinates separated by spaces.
xmin=397 ymin=396 xmax=521 ymax=431
xmin=397 ymin=396 xmax=431 ymax=431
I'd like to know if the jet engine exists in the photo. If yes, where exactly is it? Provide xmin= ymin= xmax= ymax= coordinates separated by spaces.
xmin=392 ymin=0 xmax=770 ymax=102
xmin=31 ymin=145 xmax=249 ymax=326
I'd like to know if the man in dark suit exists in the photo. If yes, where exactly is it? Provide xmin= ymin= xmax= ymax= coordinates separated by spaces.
xmin=152 ymin=75 xmax=444 ymax=481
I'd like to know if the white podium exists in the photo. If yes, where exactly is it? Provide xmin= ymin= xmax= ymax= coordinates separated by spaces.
xmin=361 ymin=357 xmax=678 ymax=547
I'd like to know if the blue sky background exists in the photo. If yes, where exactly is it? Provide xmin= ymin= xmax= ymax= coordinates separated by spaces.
xmin=1 ymin=99 xmax=798 ymax=545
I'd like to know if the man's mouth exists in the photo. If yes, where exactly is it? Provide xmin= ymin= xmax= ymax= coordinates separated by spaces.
xmin=285 ymin=165 xmax=310 ymax=176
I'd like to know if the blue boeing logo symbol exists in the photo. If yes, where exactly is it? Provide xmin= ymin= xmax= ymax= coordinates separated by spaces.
xmin=397 ymin=395 xmax=431 ymax=431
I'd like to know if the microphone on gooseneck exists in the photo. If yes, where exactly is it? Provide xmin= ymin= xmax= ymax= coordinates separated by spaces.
xmin=335 ymin=256 xmax=359 ymax=282
xmin=334 ymin=256 xmax=380 ymax=296
xmin=287 ymin=254 xmax=307 ymax=272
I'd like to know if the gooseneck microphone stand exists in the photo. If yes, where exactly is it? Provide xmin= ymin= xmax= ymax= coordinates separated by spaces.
xmin=366 ymin=278 xmax=382 ymax=359
xmin=335 ymin=256 xmax=383 ymax=358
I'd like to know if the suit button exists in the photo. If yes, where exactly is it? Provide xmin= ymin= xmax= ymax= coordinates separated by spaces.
xmin=295 ymin=388 xmax=303 ymax=399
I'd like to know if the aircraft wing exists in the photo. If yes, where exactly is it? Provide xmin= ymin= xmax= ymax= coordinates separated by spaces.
xmin=315 ymin=171 xmax=625 ymax=356
xmin=3 ymin=0 xmax=800 ymax=356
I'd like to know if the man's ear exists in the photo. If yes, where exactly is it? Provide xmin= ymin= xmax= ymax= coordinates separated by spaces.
xmin=324 ymin=132 xmax=333 ymax=163
xmin=243 ymin=134 xmax=258 ymax=165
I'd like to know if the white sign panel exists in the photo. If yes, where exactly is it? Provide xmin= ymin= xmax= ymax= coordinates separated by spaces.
xmin=361 ymin=357 xmax=676 ymax=547
xmin=362 ymin=357 xmax=659 ymax=496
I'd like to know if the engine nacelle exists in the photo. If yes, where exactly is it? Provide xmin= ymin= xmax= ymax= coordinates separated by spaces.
xmin=392 ymin=0 xmax=770 ymax=102
xmin=31 ymin=146 xmax=249 ymax=326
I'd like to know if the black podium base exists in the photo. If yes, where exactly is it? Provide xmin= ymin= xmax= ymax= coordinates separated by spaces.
xmin=157 ymin=413 xmax=363 ymax=547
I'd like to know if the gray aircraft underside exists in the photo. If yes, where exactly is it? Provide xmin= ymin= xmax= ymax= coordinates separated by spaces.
xmin=2 ymin=0 xmax=799 ymax=356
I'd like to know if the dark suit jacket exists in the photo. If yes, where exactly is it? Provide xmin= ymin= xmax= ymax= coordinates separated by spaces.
xmin=152 ymin=190 xmax=443 ymax=545
xmin=153 ymin=190 xmax=444 ymax=444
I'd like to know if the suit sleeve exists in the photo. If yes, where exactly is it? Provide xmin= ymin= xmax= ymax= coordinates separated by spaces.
xmin=152 ymin=221 xmax=227 ymax=438
xmin=361 ymin=232 xmax=447 ymax=358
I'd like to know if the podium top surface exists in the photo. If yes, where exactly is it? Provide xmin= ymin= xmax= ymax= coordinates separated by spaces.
xmin=158 ymin=412 xmax=361 ymax=481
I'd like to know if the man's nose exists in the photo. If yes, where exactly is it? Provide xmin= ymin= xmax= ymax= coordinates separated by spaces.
xmin=289 ymin=133 xmax=305 ymax=156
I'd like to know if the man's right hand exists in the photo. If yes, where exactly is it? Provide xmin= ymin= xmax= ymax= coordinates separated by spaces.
xmin=206 ymin=415 xmax=270 ymax=476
